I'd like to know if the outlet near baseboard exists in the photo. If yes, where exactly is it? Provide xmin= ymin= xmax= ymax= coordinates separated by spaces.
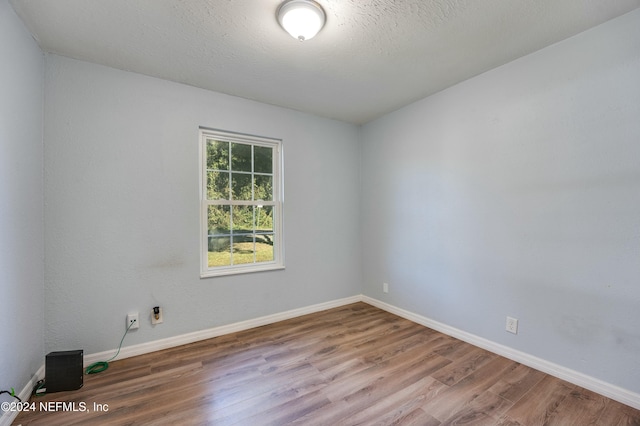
xmin=127 ymin=313 xmax=139 ymax=330
xmin=506 ymin=316 xmax=518 ymax=334
xmin=152 ymin=307 xmax=163 ymax=325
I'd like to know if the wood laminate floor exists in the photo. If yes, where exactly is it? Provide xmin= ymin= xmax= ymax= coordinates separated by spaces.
xmin=14 ymin=303 xmax=640 ymax=425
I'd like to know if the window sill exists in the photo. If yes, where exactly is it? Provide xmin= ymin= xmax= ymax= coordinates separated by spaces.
xmin=200 ymin=264 xmax=285 ymax=278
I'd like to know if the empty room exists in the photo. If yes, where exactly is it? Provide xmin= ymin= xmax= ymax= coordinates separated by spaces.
xmin=2 ymin=0 xmax=640 ymax=425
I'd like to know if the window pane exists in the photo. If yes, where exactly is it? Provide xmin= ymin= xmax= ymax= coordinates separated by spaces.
xmin=208 ymin=236 xmax=231 ymax=267
xmin=231 ymin=143 xmax=252 ymax=172
xmin=207 ymin=171 xmax=229 ymax=200
xmin=207 ymin=140 xmax=229 ymax=171
xmin=256 ymin=234 xmax=274 ymax=262
xmin=232 ymin=206 xmax=253 ymax=233
xmin=254 ymin=146 xmax=272 ymax=174
xmin=201 ymin=129 xmax=282 ymax=277
xmin=232 ymin=235 xmax=255 ymax=265
xmin=254 ymin=175 xmax=273 ymax=201
xmin=208 ymin=205 xmax=230 ymax=235
xmin=232 ymin=173 xmax=252 ymax=200
xmin=255 ymin=205 xmax=273 ymax=233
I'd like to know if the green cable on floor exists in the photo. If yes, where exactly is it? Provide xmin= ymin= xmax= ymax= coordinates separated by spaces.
xmin=85 ymin=319 xmax=136 ymax=374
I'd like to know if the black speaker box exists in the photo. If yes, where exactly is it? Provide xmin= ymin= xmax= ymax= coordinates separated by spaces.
xmin=45 ymin=350 xmax=83 ymax=392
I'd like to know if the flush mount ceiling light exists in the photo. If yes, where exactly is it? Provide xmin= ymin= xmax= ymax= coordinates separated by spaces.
xmin=277 ymin=0 xmax=326 ymax=41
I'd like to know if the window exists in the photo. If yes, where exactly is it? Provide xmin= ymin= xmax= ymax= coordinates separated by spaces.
xmin=200 ymin=128 xmax=284 ymax=277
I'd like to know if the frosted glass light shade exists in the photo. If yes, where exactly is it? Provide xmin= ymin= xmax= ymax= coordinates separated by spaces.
xmin=277 ymin=0 xmax=326 ymax=41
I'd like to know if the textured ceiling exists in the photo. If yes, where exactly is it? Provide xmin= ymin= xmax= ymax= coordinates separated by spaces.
xmin=10 ymin=0 xmax=640 ymax=124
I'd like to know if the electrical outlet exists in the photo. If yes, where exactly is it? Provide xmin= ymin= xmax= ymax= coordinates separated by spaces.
xmin=127 ymin=313 xmax=139 ymax=330
xmin=506 ymin=316 xmax=518 ymax=334
xmin=383 ymin=282 xmax=389 ymax=293
xmin=151 ymin=307 xmax=163 ymax=325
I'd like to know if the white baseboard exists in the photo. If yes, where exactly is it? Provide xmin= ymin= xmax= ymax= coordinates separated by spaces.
xmin=2 ymin=295 xmax=361 ymax=426
xmin=5 ymin=293 xmax=638 ymax=426
xmin=362 ymin=295 xmax=640 ymax=411
xmin=0 ymin=364 xmax=45 ymax=426
xmin=84 ymin=295 xmax=362 ymax=367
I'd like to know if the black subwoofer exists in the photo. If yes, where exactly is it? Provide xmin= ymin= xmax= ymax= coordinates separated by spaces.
xmin=45 ymin=350 xmax=83 ymax=392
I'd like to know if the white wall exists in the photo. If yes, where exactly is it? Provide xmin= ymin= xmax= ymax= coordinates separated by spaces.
xmin=361 ymin=9 xmax=640 ymax=393
xmin=43 ymin=55 xmax=361 ymax=354
xmin=0 ymin=0 xmax=44 ymax=408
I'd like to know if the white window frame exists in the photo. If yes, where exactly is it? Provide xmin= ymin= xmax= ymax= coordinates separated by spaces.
xmin=199 ymin=128 xmax=284 ymax=278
